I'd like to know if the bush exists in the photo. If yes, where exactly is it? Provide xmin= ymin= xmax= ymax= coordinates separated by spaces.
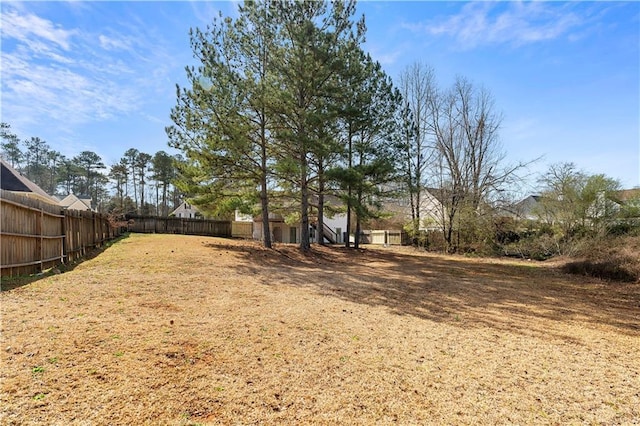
xmin=562 ymin=259 xmax=638 ymax=282
xmin=502 ymin=233 xmax=561 ymax=260
xmin=606 ymin=221 xmax=640 ymax=237
xmin=562 ymin=235 xmax=640 ymax=283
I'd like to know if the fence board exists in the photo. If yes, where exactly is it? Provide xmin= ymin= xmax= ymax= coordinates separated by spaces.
xmin=232 ymin=221 xmax=253 ymax=238
xmin=365 ymin=230 xmax=408 ymax=246
xmin=126 ymin=215 xmax=232 ymax=238
xmin=1 ymin=190 xmax=120 ymax=278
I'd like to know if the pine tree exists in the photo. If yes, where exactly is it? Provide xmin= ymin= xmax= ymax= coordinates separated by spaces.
xmin=151 ymin=151 xmax=175 ymax=217
xmin=0 ymin=122 xmax=23 ymax=168
xmin=330 ymin=50 xmax=404 ymax=248
xmin=269 ymin=0 xmax=364 ymax=251
xmin=167 ymin=2 xmax=278 ymax=247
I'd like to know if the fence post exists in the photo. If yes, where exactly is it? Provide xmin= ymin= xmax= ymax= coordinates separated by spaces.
xmin=61 ymin=209 xmax=67 ymax=264
xmin=93 ymin=212 xmax=97 ymax=248
xmin=35 ymin=208 xmax=44 ymax=272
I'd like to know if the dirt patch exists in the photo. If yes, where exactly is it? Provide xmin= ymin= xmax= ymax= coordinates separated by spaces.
xmin=1 ymin=234 xmax=639 ymax=425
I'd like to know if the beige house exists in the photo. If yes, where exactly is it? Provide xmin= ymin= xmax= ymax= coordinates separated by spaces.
xmin=382 ymin=188 xmax=448 ymax=231
xmin=252 ymin=213 xmax=300 ymax=243
xmin=614 ymin=189 xmax=640 ymax=207
xmin=59 ymin=193 xmax=93 ymax=211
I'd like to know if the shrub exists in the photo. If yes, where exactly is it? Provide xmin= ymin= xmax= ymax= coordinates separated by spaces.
xmin=606 ymin=220 xmax=640 ymax=237
xmin=503 ymin=233 xmax=561 ymax=260
xmin=562 ymin=259 xmax=637 ymax=282
xmin=562 ymin=235 xmax=640 ymax=282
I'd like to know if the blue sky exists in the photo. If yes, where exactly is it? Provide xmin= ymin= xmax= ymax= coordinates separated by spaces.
xmin=1 ymin=1 xmax=639 ymax=192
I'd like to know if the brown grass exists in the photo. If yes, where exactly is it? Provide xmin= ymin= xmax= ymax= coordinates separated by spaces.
xmin=1 ymin=233 xmax=639 ymax=425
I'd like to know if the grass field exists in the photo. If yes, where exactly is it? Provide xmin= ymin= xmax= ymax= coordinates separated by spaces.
xmin=1 ymin=233 xmax=639 ymax=425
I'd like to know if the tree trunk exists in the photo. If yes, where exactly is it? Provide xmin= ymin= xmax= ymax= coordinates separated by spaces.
xmin=131 ymin=170 xmax=138 ymax=212
xmin=140 ymin=179 xmax=145 ymax=214
xmin=317 ymin=165 xmax=325 ymax=246
xmin=354 ymin=189 xmax=363 ymax=249
xmin=259 ymin=99 xmax=272 ymax=249
xmin=345 ymin=191 xmax=352 ymax=248
xmin=260 ymin=171 xmax=272 ymax=249
xmin=162 ymin=184 xmax=167 ymax=217
xmin=300 ymin=156 xmax=310 ymax=252
xmin=345 ymin=125 xmax=353 ymax=248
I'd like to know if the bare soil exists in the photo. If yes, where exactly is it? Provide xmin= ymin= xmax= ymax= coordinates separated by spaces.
xmin=1 ymin=233 xmax=639 ymax=425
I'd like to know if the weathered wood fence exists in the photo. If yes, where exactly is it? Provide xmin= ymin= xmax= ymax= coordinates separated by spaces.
xmin=231 ymin=221 xmax=253 ymax=239
xmin=126 ymin=215 xmax=232 ymax=237
xmin=1 ymin=190 xmax=121 ymax=278
xmin=360 ymin=230 xmax=410 ymax=245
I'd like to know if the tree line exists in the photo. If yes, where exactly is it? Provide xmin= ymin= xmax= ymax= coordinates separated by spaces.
xmin=4 ymin=0 xmax=631 ymax=255
xmin=167 ymin=0 xmax=530 ymax=252
xmin=0 ymin=122 xmax=185 ymax=216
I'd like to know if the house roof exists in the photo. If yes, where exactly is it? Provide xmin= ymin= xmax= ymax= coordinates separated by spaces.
xmin=424 ymin=188 xmax=448 ymax=204
xmin=0 ymin=158 xmax=60 ymax=205
xmin=253 ymin=212 xmax=286 ymax=223
xmin=514 ymin=195 xmax=542 ymax=207
xmin=170 ymin=201 xmax=199 ymax=215
xmin=60 ymin=193 xmax=93 ymax=211
xmin=615 ymin=189 xmax=640 ymax=203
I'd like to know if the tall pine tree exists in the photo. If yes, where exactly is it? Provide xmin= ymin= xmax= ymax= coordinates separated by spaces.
xmin=167 ymin=2 xmax=277 ymax=247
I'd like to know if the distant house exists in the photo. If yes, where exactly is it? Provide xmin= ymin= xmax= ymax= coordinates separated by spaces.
xmin=235 ymin=210 xmax=253 ymax=222
xmin=252 ymin=215 xmax=346 ymax=245
xmin=610 ymin=188 xmax=640 ymax=219
xmin=253 ymin=212 xmax=299 ymax=243
xmin=382 ymin=188 xmax=448 ymax=231
xmin=510 ymin=190 xmax=640 ymax=223
xmin=170 ymin=201 xmax=200 ymax=219
xmin=59 ymin=193 xmax=93 ymax=211
xmin=511 ymin=195 xmax=543 ymax=221
xmin=0 ymin=158 xmax=60 ymax=205
xmin=166 ymin=195 xmax=347 ymax=244
xmin=614 ymin=189 xmax=640 ymax=205
xmin=311 ymin=194 xmax=347 ymax=244
xmin=251 ymin=195 xmax=348 ymax=244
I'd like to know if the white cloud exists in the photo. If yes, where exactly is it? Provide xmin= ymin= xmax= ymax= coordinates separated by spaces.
xmin=369 ymin=48 xmax=403 ymax=66
xmin=403 ymin=2 xmax=585 ymax=49
xmin=1 ymin=5 xmax=178 ymax=135
xmin=1 ymin=50 xmax=139 ymax=125
xmin=0 ymin=9 xmax=76 ymax=50
xmin=98 ymin=34 xmax=132 ymax=51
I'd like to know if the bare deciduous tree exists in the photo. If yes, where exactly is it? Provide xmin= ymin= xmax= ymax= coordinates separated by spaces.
xmin=398 ymin=62 xmax=437 ymax=238
xmin=430 ymin=76 xmax=526 ymax=251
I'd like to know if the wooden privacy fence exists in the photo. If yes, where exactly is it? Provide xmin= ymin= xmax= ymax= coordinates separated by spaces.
xmin=127 ymin=215 xmax=232 ymax=238
xmin=367 ymin=230 xmax=410 ymax=246
xmin=231 ymin=221 xmax=253 ymax=239
xmin=1 ymin=190 xmax=121 ymax=278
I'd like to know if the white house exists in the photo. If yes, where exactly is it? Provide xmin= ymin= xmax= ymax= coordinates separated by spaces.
xmin=170 ymin=201 xmax=200 ymax=218
xmin=251 ymin=214 xmax=348 ymax=244
xmin=250 ymin=195 xmax=348 ymax=244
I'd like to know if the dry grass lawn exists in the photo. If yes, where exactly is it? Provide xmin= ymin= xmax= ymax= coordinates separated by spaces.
xmin=1 ymin=233 xmax=639 ymax=425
